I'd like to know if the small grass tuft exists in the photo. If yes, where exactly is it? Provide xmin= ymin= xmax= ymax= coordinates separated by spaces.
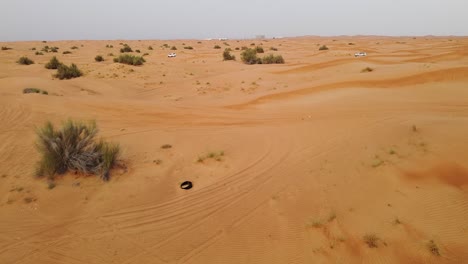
xmin=45 ymin=56 xmax=62 ymax=69
xmin=23 ymin=88 xmax=48 ymax=95
xmin=62 ymin=51 xmax=72 ymax=54
xmin=319 ymin=45 xmax=329 ymax=51
xmin=214 ymin=45 xmax=221 ymax=49
xmin=2 ymin=46 xmax=12 ymax=50
xmin=427 ymin=240 xmax=440 ymax=256
xmin=363 ymin=234 xmax=380 ymax=248
xmin=170 ymin=46 xmax=177 ymax=50
xmin=361 ymin=67 xmax=374 ymax=73
xmin=161 ymin=144 xmax=172 ymax=149
xmin=113 ymin=54 xmax=145 ymax=66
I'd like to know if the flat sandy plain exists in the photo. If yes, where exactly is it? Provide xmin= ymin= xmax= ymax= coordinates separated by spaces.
xmin=1 ymin=36 xmax=468 ymax=263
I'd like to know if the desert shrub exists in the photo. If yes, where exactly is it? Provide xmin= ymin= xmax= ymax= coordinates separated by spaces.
xmin=35 ymin=52 xmax=44 ymax=55
xmin=70 ymin=46 xmax=79 ymax=49
xmin=55 ymin=63 xmax=82 ymax=79
xmin=113 ymin=54 xmax=145 ymax=66
xmin=361 ymin=67 xmax=374 ymax=73
xmin=42 ymin=40 xmax=47 ymax=43
xmin=50 ymin=47 xmax=58 ymax=53
xmin=1 ymin=46 xmax=12 ymax=50
xmin=348 ymin=43 xmax=355 ymax=45
xmin=162 ymin=44 xmax=169 ymax=48
xmin=250 ymin=43 xmax=255 ymax=46
xmin=45 ymin=56 xmax=62 ymax=69
xmin=107 ymin=53 xmax=114 ymax=56
xmin=105 ymin=44 xmax=114 ymax=48
xmin=120 ymin=44 xmax=133 ymax=53
xmin=214 ymin=45 xmax=221 ymax=49
xmin=270 ymin=47 xmax=278 ymax=51
xmin=262 ymin=54 xmax=285 ymax=64
xmin=223 ymin=42 xmax=230 ymax=46
xmin=62 ymin=51 xmax=72 ymax=54
xmin=148 ymin=46 xmax=153 ymax=50
xmin=42 ymin=90 xmax=48 ymax=95
xmin=135 ymin=49 xmax=141 ymax=53
xmin=255 ymin=46 xmax=264 ymax=53
xmin=241 ymin=48 xmax=259 ymax=65
xmin=17 ymin=57 xmax=34 ymax=65
xmin=170 ymin=46 xmax=177 ymax=50
xmin=23 ymin=88 xmax=41 ymax=94
xmin=319 ymin=45 xmax=329 ymax=51
xmin=143 ymin=53 xmax=149 ymax=56
xmin=35 ymin=120 xmax=120 ymax=181
xmin=95 ymin=55 xmax=104 ymax=62
xmin=223 ymin=49 xmax=236 ymax=61
xmin=241 ymin=46 xmax=248 ymax=50
xmin=235 ymin=47 xmax=240 ymax=50
xmin=427 ymin=240 xmax=440 ymax=256
xmin=184 ymin=46 xmax=193 ymax=50
xmin=31 ymin=47 xmax=36 ymax=50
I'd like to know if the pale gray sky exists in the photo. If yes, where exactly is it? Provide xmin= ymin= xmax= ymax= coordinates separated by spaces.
xmin=1 ymin=0 xmax=467 ymax=41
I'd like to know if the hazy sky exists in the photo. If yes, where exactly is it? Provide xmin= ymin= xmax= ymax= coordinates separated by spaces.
xmin=1 ymin=0 xmax=467 ymax=41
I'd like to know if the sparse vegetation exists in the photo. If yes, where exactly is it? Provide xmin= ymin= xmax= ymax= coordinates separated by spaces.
xmin=35 ymin=51 xmax=44 ymax=55
xmin=143 ymin=53 xmax=149 ymax=56
xmin=95 ymin=55 xmax=104 ymax=62
xmin=135 ymin=49 xmax=141 ymax=53
xmin=184 ymin=46 xmax=193 ymax=50
xmin=50 ymin=47 xmax=58 ymax=53
xmin=62 ymin=51 xmax=72 ymax=54
xmin=113 ymin=54 xmax=145 ymax=66
xmin=363 ymin=234 xmax=380 ymax=248
xmin=17 ymin=57 xmax=34 ymax=65
xmin=23 ymin=88 xmax=48 ymax=95
xmin=306 ymin=219 xmax=323 ymax=228
xmin=427 ymin=240 xmax=440 ymax=256
xmin=197 ymin=151 xmax=225 ymax=163
xmin=1 ymin=46 xmax=12 ymax=50
xmin=170 ymin=46 xmax=177 ymax=50
xmin=241 ymin=48 xmax=285 ymax=65
xmin=31 ymin=47 xmax=36 ymax=50
xmin=393 ymin=218 xmax=401 ymax=225
xmin=55 ymin=63 xmax=83 ymax=80
xmin=270 ymin=47 xmax=278 ymax=51
xmin=71 ymin=46 xmax=79 ymax=50
xmin=319 ymin=45 xmax=329 ymax=51
xmin=214 ymin=45 xmax=221 ymax=49
xmin=148 ymin=46 xmax=153 ymax=50
xmin=47 ymin=181 xmax=56 ymax=189
xmin=45 ymin=56 xmax=62 ymax=69
xmin=35 ymin=120 xmax=120 ymax=181
xmin=120 ymin=44 xmax=133 ymax=53
xmin=223 ymin=49 xmax=236 ymax=61
xmin=361 ymin=67 xmax=374 ymax=73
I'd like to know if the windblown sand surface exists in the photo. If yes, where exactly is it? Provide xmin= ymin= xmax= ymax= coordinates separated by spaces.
xmin=1 ymin=37 xmax=468 ymax=263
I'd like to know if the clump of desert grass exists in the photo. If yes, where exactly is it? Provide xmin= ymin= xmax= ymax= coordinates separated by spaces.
xmin=319 ymin=45 xmax=329 ymax=51
xmin=95 ymin=55 xmax=104 ymax=62
xmin=361 ymin=67 xmax=374 ymax=73
xmin=214 ymin=45 xmax=221 ymax=49
xmin=363 ymin=233 xmax=380 ymax=248
xmin=1 ymin=46 xmax=12 ymax=50
xmin=35 ymin=120 xmax=120 ymax=181
xmin=427 ymin=240 xmax=440 ymax=256
xmin=55 ymin=64 xmax=82 ymax=79
xmin=45 ymin=56 xmax=62 ymax=69
xmin=184 ymin=46 xmax=194 ymax=50
xmin=261 ymin=54 xmax=285 ymax=64
xmin=241 ymin=48 xmax=285 ymax=65
xmin=62 ymin=51 xmax=72 ymax=54
xmin=113 ymin=54 xmax=145 ymax=66
xmin=23 ymin=88 xmax=48 ymax=95
xmin=223 ymin=49 xmax=236 ymax=61
xmin=120 ymin=44 xmax=133 ymax=53
xmin=17 ymin=57 xmax=34 ymax=65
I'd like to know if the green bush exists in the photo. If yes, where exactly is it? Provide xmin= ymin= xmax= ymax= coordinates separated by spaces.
xmin=223 ymin=49 xmax=236 ymax=61
xmin=95 ymin=55 xmax=104 ymax=62
xmin=214 ymin=45 xmax=221 ymax=49
xmin=17 ymin=57 xmax=35 ymax=65
xmin=35 ymin=52 xmax=44 ymax=55
xmin=1 ymin=46 xmax=12 ymax=50
xmin=120 ymin=44 xmax=133 ymax=53
xmin=71 ymin=46 xmax=79 ymax=49
xmin=62 ymin=51 xmax=72 ymax=54
xmin=255 ymin=46 xmax=264 ymax=53
xmin=148 ymin=46 xmax=153 ymax=50
xmin=184 ymin=46 xmax=193 ymax=50
xmin=50 ymin=47 xmax=58 ymax=53
xmin=262 ymin=54 xmax=285 ymax=64
xmin=55 ymin=64 xmax=82 ymax=80
xmin=113 ymin=54 xmax=145 ymax=66
xmin=45 ymin=56 xmax=62 ymax=69
xmin=170 ymin=46 xmax=177 ymax=50
xmin=135 ymin=49 xmax=141 ymax=53
xmin=241 ymin=48 xmax=259 ymax=65
xmin=319 ymin=45 xmax=329 ymax=51
xmin=35 ymin=120 xmax=120 ymax=181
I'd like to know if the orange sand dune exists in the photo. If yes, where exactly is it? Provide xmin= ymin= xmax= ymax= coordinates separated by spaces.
xmin=1 ymin=37 xmax=468 ymax=264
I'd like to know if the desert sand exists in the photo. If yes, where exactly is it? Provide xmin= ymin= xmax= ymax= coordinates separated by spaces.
xmin=1 ymin=36 xmax=468 ymax=263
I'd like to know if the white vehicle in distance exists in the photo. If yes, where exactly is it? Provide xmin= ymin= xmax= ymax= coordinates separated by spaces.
xmin=354 ymin=52 xmax=367 ymax=57
xmin=168 ymin=53 xmax=177 ymax=58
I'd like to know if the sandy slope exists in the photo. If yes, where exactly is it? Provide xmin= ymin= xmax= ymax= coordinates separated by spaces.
xmin=1 ymin=36 xmax=468 ymax=264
